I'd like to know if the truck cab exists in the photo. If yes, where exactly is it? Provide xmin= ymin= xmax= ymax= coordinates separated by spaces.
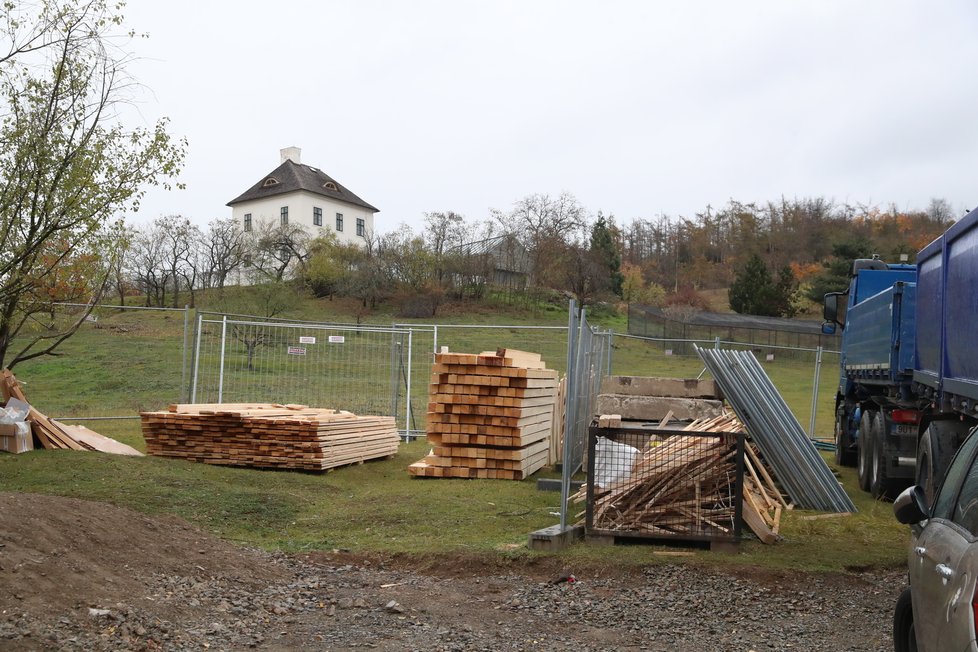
xmin=823 ymin=258 xmax=920 ymax=498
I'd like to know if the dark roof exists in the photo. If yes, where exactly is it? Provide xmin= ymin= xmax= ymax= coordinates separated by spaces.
xmin=633 ymin=304 xmax=830 ymax=335
xmin=227 ymin=160 xmax=379 ymax=212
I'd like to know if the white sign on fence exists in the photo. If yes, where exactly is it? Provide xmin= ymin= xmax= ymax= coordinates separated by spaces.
xmin=328 ymin=335 xmax=345 ymax=343
xmin=287 ymin=346 xmax=306 ymax=356
xmin=299 ymin=336 xmax=317 ymax=344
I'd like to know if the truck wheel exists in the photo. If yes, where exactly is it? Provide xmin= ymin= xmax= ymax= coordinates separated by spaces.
xmin=835 ymin=405 xmax=856 ymax=467
xmin=893 ymin=587 xmax=917 ymax=652
xmin=870 ymin=411 xmax=896 ymax=499
xmin=917 ymin=424 xmax=956 ymax=506
xmin=858 ymin=410 xmax=875 ymax=491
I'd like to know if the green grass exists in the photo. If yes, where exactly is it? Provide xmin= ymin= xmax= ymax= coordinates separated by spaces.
xmin=0 ymin=434 xmax=909 ymax=571
xmin=0 ymin=292 xmax=904 ymax=574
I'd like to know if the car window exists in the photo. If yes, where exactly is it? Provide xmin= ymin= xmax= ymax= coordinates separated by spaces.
xmin=933 ymin=429 xmax=978 ymax=521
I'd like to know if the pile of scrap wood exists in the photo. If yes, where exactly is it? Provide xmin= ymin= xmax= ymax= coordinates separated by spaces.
xmin=408 ymin=348 xmax=559 ymax=480
xmin=0 ymin=369 xmax=142 ymax=456
xmin=140 ymin=403 xmax=399 ymax=471
xmin=574 ymin=413 xmax=786 ymax=543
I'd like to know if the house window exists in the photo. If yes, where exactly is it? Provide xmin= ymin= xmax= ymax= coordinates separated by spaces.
xmin=262 ymin=177 xmax=279 ymax=187
xmin=336 ymin=213 xmax=344 ymax=231
xmin=324 ymin=181 xmax=338 ymax=191
xmin=280 ymin=206 xmax=288 ymax=225
xmin=356 ymin=217 xmax=365 ymax=237
xmin=313 ymin=207 xmax=322 ymax=226
xmin=243 ymin=213 xmax=252 ymax=232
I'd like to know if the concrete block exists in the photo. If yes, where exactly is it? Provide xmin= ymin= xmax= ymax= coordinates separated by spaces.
xmin=594 ymin=394 xmax=723 ymax=421
xmin=599 ymin=376 xmax=721 ymax=399
xmin=528 ymin=524 xmax=584 ymax=551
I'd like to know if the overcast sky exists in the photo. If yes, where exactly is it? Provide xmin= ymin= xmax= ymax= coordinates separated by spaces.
xmin=121 ymin=1 xmax=978 ymax=232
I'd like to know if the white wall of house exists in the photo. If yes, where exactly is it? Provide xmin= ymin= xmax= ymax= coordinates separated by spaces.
xmin=232 ymin=190 xmax=375 ymax=245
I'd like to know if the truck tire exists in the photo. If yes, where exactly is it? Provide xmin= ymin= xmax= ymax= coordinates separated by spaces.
xmin=917 ymin=423 xmax=956 ymax=506
xmin=858 ymin=410 xmax=875 ymax=492
xmin=835 ymin=404 xmax=856 ymax=467
xmin=870 ymin=411 xmax=898 ymax=500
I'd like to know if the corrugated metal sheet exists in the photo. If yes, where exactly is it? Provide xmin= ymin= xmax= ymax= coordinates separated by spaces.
xmin=696 ymin=346 xmax=856 ymax=513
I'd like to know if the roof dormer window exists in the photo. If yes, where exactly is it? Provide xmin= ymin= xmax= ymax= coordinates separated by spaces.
xmin=323 ymin=181 xmax=338 ymax=191
xmin=262 ymin=177 xmax=279 ymax=187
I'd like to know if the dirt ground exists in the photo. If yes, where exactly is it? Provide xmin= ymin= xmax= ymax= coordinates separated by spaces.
xmin=0 ymin=492 xmax=904 ymax=651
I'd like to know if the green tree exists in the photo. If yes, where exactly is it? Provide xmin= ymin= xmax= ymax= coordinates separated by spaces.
xmin=804 ymin=237 xmax=873 ymax=303
xmin=590 ymin=214 xmax=623 ymax=296
xmin=0 ymin=1 xmax=185 ymax=368
xmin=729 ymin=254 xmax=796 ymax=317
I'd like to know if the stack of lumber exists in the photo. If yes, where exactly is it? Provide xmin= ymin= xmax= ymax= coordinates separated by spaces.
xmin=141 ymin=403 xmax=399 ymax=471
xmin=408 ymin=348 xmax=558 ymax=480
xmin=574 ymin=413 xmax=787 ymax=543
xmin=0 ymin=369 xmax=142 ymax=456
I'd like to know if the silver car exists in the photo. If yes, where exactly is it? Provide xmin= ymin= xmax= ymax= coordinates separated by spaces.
xmin=893 ymin=427 xmax=978 ymax=652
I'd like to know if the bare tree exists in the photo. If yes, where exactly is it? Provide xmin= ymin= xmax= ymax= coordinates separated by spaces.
xmin=155 ymin=216 xmax=200 ymax=308
xmin=129 ymin=222 xmax=169 ymax=307
xmin=244 ymin=219 xmax=311 ymax=282
xmin=203 ymin=217 xmax=245 ymax=288
xmin=492 ymin=192 xmax=587 ymax=284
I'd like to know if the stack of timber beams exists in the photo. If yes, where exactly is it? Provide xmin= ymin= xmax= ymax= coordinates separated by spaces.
xmin=141 ymin=403 xmax=399 ymax=471
xmin=408 ymin=349 xmax=558 ymax=480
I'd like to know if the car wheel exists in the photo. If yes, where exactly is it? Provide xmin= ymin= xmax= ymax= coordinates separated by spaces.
xmin=835 ymin=404 xmax=856 ymax=467
xmin=893 ymin=587 xmax=917 ymax=652
xmin=858 ymin=409 xmax=875 ymax=492
xmin=918 ymin=424 xmax=955 ymax=507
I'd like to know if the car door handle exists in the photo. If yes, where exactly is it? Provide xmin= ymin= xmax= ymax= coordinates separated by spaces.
xmin=914 ymin=546 xmax=926 ymax=557
xmin=936 ymin=564 xmax=955 ymax=579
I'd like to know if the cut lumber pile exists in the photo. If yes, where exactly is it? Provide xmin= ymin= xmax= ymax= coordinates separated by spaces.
xmin=0 ymin=369 xmax=142 ymax=456
xmin=140 ymin=403 xmax=399 ymax=471
xmin=408 ymin=348 xmax=558 ymax=480
xmin=574 ymin=413 xmax=787 ymax=543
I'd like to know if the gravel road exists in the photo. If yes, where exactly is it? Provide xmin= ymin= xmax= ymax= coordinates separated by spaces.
xmin=0 ymin=492 xmax=903 ymax=651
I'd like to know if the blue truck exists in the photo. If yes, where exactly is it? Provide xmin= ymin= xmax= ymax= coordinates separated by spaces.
xmin=823 ymin=206 xmax=978 ymax=500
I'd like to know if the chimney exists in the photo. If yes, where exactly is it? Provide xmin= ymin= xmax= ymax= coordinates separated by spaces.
xmin=280 ymin=146 xmax=301 ymax=164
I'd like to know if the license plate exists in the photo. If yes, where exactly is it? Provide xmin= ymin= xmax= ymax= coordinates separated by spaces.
xmin=893 ymin=424 xmax=915 ymax=436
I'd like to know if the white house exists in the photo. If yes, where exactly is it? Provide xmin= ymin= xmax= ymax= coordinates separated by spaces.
xmin=227 ymin=147 xmax=379 ymax=246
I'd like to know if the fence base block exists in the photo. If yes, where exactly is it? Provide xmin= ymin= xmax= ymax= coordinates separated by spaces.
xmin=528 ymin=524 xmax=584 ymax=551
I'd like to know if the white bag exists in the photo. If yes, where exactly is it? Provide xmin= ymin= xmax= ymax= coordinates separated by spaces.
xmin=593 ymin=436 xmax=639 ymax=488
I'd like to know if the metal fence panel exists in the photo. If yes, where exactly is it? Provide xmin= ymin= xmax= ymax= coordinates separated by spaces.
xmin=559 ymin=303 xmax=611 ymax=528
xmin=192 ymin=316 xmax=411 ymax=428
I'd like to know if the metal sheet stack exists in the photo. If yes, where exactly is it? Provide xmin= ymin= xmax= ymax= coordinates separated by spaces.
xmin=408 ymin=348 xmax=558 ymax=480
xmin=141 ymin=403 xmax=399 ymax=471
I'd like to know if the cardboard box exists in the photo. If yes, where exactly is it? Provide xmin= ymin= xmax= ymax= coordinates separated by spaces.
xmin=0 ymin=421 xmax=32 ymax=454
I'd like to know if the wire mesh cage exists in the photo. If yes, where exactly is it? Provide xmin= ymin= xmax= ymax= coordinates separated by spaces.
xmin=584 ymin=424 xmax=744 ymax=543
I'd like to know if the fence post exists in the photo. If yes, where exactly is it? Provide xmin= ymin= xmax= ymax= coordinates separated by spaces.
xmin=560 ymin=299 xmax=578 ymax=531
xmin=405 ymin=329 xmax=413 ymax=436
xmin=181 ymin=305 xmax=190 ymax=403
xmin=191 ymin=312 xmax=204 ymax=403
xmin=809 ymin=345 xmax=823 ymax=438
xmin=433 ymin=325 xmax=438 ymax=355
xmin=218 ymin=315 xmax=228 ymax=403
